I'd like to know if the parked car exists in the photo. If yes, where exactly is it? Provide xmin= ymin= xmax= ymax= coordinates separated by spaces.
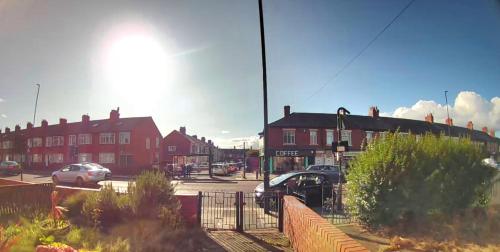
xmin=52 ymin=162 xmax=111 ymax=187
xmin=212 ymin=163 xmax=228 ymax=176
xmin=254 ymin=171 xmax=340 ymax=207
xmin=305 ymin=165 xmax=345 ymax=183
xmin=0 ymin=161 xmax=22 ymax=175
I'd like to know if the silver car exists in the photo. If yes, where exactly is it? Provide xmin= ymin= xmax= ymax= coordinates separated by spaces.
xmin=52 ymin=163 xmax=111 ymax=187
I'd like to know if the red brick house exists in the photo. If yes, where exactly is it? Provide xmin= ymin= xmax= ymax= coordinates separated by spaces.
xmin=263 ymin=105 xmax=500 ymax=173
xmin=162 ymin=127 xmax=220 ymax=165
xmin=0 ymin=108 xmax=162 ymax=174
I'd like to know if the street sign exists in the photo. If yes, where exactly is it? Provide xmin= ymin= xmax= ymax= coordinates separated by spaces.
xmin=332 ymin=141 xmax=349 ymax=152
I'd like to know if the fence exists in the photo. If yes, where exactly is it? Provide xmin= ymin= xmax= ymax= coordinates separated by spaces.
xmin=0 ymin=183 xmax=53 ymax=217
xmin=317 ymin=184 xmax=354 ymax=225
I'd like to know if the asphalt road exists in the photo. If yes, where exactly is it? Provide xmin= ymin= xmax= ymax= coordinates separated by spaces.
xmin=1 ymin=172 xmax=262 ymax=195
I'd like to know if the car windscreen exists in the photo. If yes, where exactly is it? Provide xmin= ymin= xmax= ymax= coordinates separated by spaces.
xmin=2 ymin=161 xmax=17 ymax=165
xmin=84 ymin=163 xmax=103 ymax=170
xmin=324 ymin=166 xmax=340 ymax=172
xmin=270 ymin=173 xmax=298 ymax=186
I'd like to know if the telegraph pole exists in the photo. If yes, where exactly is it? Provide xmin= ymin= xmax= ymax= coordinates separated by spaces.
xmin=258 ymin=0 xmax=270 ymax=192
xmin=33 ymin=84 xmax=40 ymax=125
xmin=243 ymin=142 xmax=246 ymax=179
xmin=444 ymin=91 xmax=451 ymax=137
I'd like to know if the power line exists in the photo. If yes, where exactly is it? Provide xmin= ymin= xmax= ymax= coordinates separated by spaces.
xmin=299 ymin=0 xmax=416 ymax=104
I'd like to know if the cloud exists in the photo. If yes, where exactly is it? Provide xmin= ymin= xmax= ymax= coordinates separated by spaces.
xmin=0 ymin=114 xmax=6 ymax=118
xmin=210 ymin=135 xmax=260 ymax=149
xmin=221 ymin=130 xmax=230 ymax=134
xmin=0 ymin=98 xmax=4 ymax=103
xmin=384 ymin=91 xmax=500 ymax=131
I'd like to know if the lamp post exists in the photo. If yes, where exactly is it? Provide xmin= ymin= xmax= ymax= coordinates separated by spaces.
xmin=336 ymin=107 xmax=350 ymax=211
xmin=33 ymin=84 xmax=40 ymax=125
xmin=243 ymin=142 xmax=246 ymax=179
xmin=444 ymin=90 xmax=451 ymax=137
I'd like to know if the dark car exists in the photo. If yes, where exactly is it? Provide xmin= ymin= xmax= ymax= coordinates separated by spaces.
xmin=305 ymin=165 xmax=346 ymax=183
xmin=254 ymin=171 xmax=340 ymax=207
xmin=0 ymin=161 xmax=22 ymax=175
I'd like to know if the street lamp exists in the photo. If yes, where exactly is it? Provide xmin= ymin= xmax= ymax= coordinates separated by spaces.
xmin=336 ymin=107 xmax=350 ymax=211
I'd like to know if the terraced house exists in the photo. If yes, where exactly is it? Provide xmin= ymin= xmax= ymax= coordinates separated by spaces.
xmin=0 ymin=108 xmax=162 ymax=173
xmin=263 ymin=105 xmax=500 ymax=173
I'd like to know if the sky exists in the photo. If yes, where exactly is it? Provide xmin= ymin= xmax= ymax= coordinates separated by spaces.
xmin=0 ymin=0 xmax=499 ymax=148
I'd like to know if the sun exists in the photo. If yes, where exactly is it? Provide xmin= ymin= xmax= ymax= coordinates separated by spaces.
xmin=102 ymin=28 xmax=173 ymax=102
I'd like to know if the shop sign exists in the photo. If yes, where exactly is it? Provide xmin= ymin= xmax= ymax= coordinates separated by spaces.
xmin=268 ymin=149 xmax=315 ymax=157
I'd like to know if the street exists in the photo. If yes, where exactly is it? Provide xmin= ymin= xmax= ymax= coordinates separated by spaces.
xmin=0 ymin=172 xmax=262 ymax=195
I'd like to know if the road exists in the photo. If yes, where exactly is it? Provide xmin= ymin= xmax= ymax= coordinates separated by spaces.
xmin=1 ymin=172 xmax=262 ymax=195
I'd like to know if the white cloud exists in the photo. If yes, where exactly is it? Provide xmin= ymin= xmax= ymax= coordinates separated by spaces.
xmin=0 ymin=114 xmax=6 ymax=118
xmin=0 ymin=98 xmax=4 ymax=102
xmin=210 ymin=135 xmax=260 ymax=149
xmin=384 ymin=91 xmax=500 ymax=131
xmin=221 ymin=130 xmax=230 ymax=134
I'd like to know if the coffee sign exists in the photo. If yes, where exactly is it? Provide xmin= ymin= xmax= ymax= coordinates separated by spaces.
xmin=269 ymin=149 xmax=315 ymax=157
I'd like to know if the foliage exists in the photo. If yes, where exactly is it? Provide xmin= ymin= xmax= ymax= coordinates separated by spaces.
xmin=61 ymin=192 xmax=89 ymax=220
xmin=347 ymin=132 xmax=496 ymax=228
xmin=81 ymin=185 xmax=128 ymax=229
xmin=127 ymin=170 xmax=181 ymax=223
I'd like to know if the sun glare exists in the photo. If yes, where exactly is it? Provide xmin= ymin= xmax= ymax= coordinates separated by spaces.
xmin=102 ymin=28 xmax=173 ymax=102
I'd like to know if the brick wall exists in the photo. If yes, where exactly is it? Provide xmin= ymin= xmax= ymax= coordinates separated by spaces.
xmin=283 ymin=196 xmax=368 ymax=252
xmin=176 ymin=195 xmax=198 ymax=225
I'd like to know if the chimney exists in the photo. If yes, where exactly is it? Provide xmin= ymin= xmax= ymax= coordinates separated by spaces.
xmin=192 ymin=135 xmax=197 ymax=139
xmin=466 ymin=121 xmax=473 ymax=130
xmin=425 ymin=113 xmax=434 ymax=123
xmin=208 ymin=140 xmax=212 ymax=145
xmin=489 ymin=129 xmax=495 ymax=137
xmin=201 ymin=137 xmax=206 ymax=142
xmin=179 ymin=126 xmax=186 ymax=135
xmin=284 ymin=105 xmax=291 ymax=118
xmin=41 ymin=120 xmax=48 ymax=128
xmin=59 ymin=118 xmax=67 ymax=126
xmin=0 ymin=129 xmax=2 ymax=134
xmin=110 ymin=108 xmax=120 ymax=122
xmin=15 ymin=125 xmax=20 ymax=132
xmin=368 ymin=106 xmax=380 ymax=118
xmin=82 ymin=115 xmax=90 ymax=125
xmin=482 ymin=127 xmax=488 ymax=133
xmin=27 ymin=122 xmax=33 ymax=130
xmin=5 ymin=127 xmax=10 ymax=133
xmin=445 ymin=118 xmax=453 ymax=126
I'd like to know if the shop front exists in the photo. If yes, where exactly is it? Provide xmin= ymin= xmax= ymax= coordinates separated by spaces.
xmin=265 ymin=149 xmax=316 ymax=174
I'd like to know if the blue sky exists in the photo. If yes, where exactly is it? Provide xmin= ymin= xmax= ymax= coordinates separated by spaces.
xmin=0 ymin=0 xmax=499 ymax=147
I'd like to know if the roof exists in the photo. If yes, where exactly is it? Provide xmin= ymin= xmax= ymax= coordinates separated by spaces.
xmin=164 ymin=130 xmax=213 ymax=146
xmin=269 ymin=112 xmax=499 ymax=143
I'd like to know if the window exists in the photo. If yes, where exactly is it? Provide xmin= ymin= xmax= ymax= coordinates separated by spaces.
xmin=309 ymin=130 xmax=318 ymax=145
xmin=32 ymin=154 xmax=42 ymax=163
xmin=45 ymin=137 xmax=53 ymax=147
xmin=99 ymin=153 xmax=115 ymax=164
xmin=53 ymin=136 xmax=64 ymax=146
xmin=68 ymin=135 xmax=76 ymax=146
xmin=99 ymin=133 xmax=115 ymax=144
xmin=168 ymin=146 xmax=176 ymax=152
xmin=48 ymin=153 xmax=63 ymax=163
xmin=156 ymin=137 xmax=160 ymax=148
xmin=191 ymin=145 xmax=196 ymax=153
xmin=2 ymin=140 xmax=13 ymax=149
xmin=365 ymin=131 xmax=373 ymax=143
xmin=326 ymin=130 xmax=334 ymax=146
xmin=283 ymin=129 xmax=295 ymax=145
xmin=32 ymin=137 xmax=42 ymax=147
xmin=146 ymin=137 xmax=150 ymax=149
xmin=119 ymin=132 xmax=130 ymax=144
xmin=78 ymin=134 xmax=92 ymax=145
xmin=27 ymin=138 xmax=32 ymax=148
xmin=78 ymin=153 xmax=92 ymax=162
xmin=341 ymin=130 xmax=352 ymax=146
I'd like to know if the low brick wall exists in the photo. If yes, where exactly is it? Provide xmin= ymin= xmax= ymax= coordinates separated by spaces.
xmin=283 ymin=196 xmax=368 ymax=252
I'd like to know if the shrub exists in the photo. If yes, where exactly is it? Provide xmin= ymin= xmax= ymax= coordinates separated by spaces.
xmin=62 ymin=192 xmax=89 ymax=218
xmin=347 ymin=132 xmax=496 ymax=228
xmin=127 ymin=170 xmax=180 ymax=222
xmin=81 ymin=185 xmax=127 ymax=228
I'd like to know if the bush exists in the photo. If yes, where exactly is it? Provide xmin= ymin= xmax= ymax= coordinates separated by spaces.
xmin=127 ymin=170 xmax=181 ymax=223
xmin=62 ymin=192 xmax=89 ymax=218
xmin=81 ymin=185 xmax=128 ymax=228
xmin=347 ymin=132 xmax=496 ymax=228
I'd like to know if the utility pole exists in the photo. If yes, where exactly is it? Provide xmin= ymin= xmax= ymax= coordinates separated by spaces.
xmin=336 ymin=107 xmax=350 ymax=211
xmin=444 ymin=91 xmax=451 ymax=137
xmin=33 ymin=84 xmax=40 ymax=125
xmin=243 ymin=142 xmax=246 ymax=179
xmin=258 ymin=0 xmax=270 ymax=193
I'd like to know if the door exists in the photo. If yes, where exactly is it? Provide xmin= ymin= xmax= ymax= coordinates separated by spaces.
xmin=57 ymin=165 xmax=71 ymax=182
xmin=66 ymin=165 xmax=82 ymax=182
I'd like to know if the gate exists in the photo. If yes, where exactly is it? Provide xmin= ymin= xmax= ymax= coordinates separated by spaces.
xmin=199 ymin=191 xmax=282 ymax=231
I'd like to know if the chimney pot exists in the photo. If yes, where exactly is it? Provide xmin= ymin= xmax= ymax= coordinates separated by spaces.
xmin=425 ymin=113 xmax=434 ymax=123
xmin=368 ymin=106 xmax=380 ymax=118
xmin=179 ymin=126 xmax=186 ymax=135
xmin=110 ymin=109 xmax=120 ymax=122
xmin=284 ymin=105 xmax=291 ymax=117
xmin=445 ymin=118 xmax=453 ymax=126
xmin=5 ymin=127 xmax=10 ymax=133
xmin=15 ymin=125 xmax=20 ymax=131
xmin=208 ymin=140 xmax=212 ymax=145
xmin=489 ymin=129 xmax=495 ymax=137
xmin=59 ymin=118 xmax=67 ymax=125
xmin=482 ymin=127 xmax=488 ymax=133
xmin=82 ymin=115 xmax=90 ymax=124
xmin=467 ymin=121 xmax=473 ymax=130
xmin=27 ymin=122 xmax=33 ymax=129
xmin=201 ymin=137 xmax=206 ymax=142
xmin=41 ymin=120 xmax=48 ymax=127
xmin=192 ymin=135 xmax=197 ymax=139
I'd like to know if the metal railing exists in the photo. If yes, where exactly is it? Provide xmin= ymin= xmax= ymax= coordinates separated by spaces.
xmin=319 ymin=184 xmax=354 ymax=225
xmin=0 ymin=183 xmax=53 ymax=217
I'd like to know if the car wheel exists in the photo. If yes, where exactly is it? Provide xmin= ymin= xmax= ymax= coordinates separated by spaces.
xmin=76 ymin=177 xmax=84 ymax=187
xmin=52 ymin=175 xmax=59 ymax=185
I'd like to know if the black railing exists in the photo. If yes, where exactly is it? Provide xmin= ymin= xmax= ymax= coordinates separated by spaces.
xmin=0 ymin=183 xmax=53 ymax=217
xmin=319 ymin=184 xmax=353 ymax=225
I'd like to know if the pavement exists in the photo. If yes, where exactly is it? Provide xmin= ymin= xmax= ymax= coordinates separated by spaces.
xmin=207 ymin=229 xmax=292 ymax=252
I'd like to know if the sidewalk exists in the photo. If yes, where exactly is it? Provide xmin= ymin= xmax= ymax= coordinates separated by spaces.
xmin=206 ymin=229 xmax=292 ymax=252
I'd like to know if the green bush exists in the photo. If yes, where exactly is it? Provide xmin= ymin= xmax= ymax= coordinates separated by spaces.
xmin=82 ymin=185 xmax=128 ymax=228
xmin=127 ymin=170 xmax=180 ymax=222
xmin=62 ymin=191 xmax=89 ymax=218
xmin=347 ymin=132 xmax=496 ymax=228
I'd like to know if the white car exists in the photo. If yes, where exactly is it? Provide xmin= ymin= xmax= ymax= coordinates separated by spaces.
xmin=212 ymin=164 xmax=228 ymax=176
xmin=52 ymin=163 xmax=112 ymax=186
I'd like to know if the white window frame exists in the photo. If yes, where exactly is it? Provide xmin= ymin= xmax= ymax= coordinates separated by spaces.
xmin=283 ymin=129 xmax=296 ymax=145
xmin=68 ymin=135 xmax=77 ymax=146
xmin=32 ymin=154 xmax=42 ymax=163
xmin=2 ymin=141 xmax=13 ymax=149
xmin=119 ymin=132 xmax=131 ymax=144
xmin=365 ymin=131 xmax=374 ymax=143
xmin=53 ymin=136 xmax=64 ymax=146
xmin=78 ymin=134 xmax=92 ymax=145
xmin=309 ymin=129 xmax=318 ymax=145
xmin=168 ymin=146 xmax=176 ymax=152
xmin=48 ymin=153 xmax=64 ymax=163
xmin=78 ymin=153 xmax=92 ymax=163
xmin=99 ymin=133 xmax=115 ymax=144
xmin=156 ymin=137 xmax=160 ymax=149
xmin=326 ymin=130 xmax=334 ymax=146
xmin=27 ymin=138 xmax=33 ymax=148
xmin=45 ymin=137 xmax=53 ymax=147
xmin=32 ymin=137 xmax=43 ymax=147
xmin=341 ymin=130 xmax=352 ymax=146
xmin=99 ymin=153 xmax=115 ymax=164
xmin=146 ymin=137 xmax=151 ymax=150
